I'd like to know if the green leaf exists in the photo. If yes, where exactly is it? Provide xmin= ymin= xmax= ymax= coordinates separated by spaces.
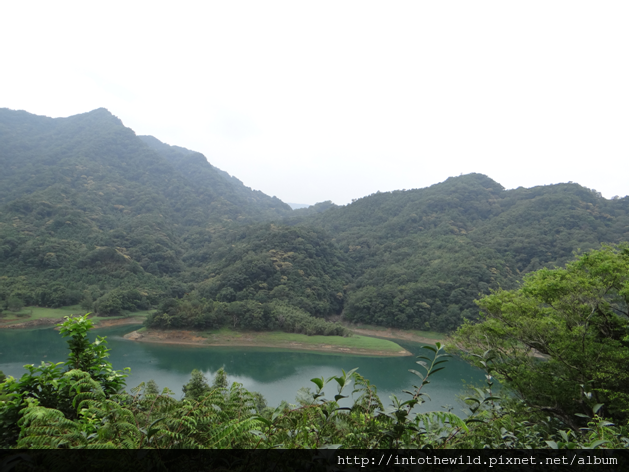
xmin=408 ymin=369 xmax=425 ymax=380
xmin=429 ymin=367 xmax=446 ymax=375
xmin=465 ymin=418 xmax=486 ymax=424
xmin=588 ymin=439 xmax=609 ymax=449
xmin=310 ymin=377 xmax=324 ymax=390
xmin=253 ymin=415 xmax=272 ymax=427
xmin=482 ymin=396 xmax=501 ymax=403
xmin=345 ymin=367 xmax=359 ymax=377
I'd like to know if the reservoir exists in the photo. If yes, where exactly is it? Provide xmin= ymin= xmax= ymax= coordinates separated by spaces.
xmin=0 ymin=325 xmax=486 ymax=416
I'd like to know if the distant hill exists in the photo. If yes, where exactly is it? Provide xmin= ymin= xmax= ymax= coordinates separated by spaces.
xmin=289 ymin=174 xmax=629 ymax=331
xmin=138 ymin=135 xmax=291 ymax=221
xmin=0 ymin=108 xmax=294 ymax=312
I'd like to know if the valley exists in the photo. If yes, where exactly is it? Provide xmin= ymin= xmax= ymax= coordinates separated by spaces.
xmin=3 ymin=108 xmax=628 ymax=336
xmin=1 ymin=107 xmax=628 ymax=450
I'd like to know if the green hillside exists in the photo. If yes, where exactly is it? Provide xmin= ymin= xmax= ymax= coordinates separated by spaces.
xmin=1 ymin=108 xmax=628 ymax=334
xmin=0 ymin=108 xmax=294 ymax=316
xmin=289 ymin=174 xmax=629 ymax=331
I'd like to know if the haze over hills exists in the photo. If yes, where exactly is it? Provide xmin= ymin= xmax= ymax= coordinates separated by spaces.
xmin=1 ymin=107 xmax=628 ymax=332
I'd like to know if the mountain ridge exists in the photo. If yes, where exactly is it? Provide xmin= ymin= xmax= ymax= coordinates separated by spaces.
xmin=1 ymin=107 xmax=628 ymax=333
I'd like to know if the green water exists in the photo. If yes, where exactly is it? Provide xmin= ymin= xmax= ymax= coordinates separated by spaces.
xmin=0 ymin=325 xmax=486 ymax=415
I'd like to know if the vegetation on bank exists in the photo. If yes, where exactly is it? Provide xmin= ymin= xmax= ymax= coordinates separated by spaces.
xmin=0 ymin=305 xmax=149 ymax=326
xmin=145 ymin=299 xmax=349 ymax=337
xmin=134 ymin=327 xmax=408 ymax=355
xmin=452 ymin=243 xmax=629 ymax=427
xmin=2 ymin=246 xmax=628 ymax=451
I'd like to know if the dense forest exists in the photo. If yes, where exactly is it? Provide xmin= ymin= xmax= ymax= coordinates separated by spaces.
xmin=1 ymin=108 xmax=629 ymax=335
xmin=1 ymin=246 xmax=628 ymax=455
xmin=290 ymin=174 xmax=629 ymax=330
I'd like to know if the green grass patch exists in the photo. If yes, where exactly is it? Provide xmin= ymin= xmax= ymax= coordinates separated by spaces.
xmin=0 ymin=305 xmax=85 ymax=323
xmin=262 ymin=332 xmax=404 ymax=352
xmin=0 ymin=306 xmax=150 ymax=326
xmin=199 ymin=328 xmax=405 ymax=353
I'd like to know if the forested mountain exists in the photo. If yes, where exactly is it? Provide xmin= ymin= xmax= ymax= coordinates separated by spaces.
xmin=138 ymin=135 xmax=291 ymax=221
xmin=287 ymin=174 xmax=629 ymax=331
xmin=1 ymin=107 xmax=628 ymax=333
xmin=0 ymin=108 xmax=295 ymax=314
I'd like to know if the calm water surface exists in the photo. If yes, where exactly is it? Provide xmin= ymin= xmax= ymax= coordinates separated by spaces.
xmin=0 ymin=325 xmax=485 ymax=415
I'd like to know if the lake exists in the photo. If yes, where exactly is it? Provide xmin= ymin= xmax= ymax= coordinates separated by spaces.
xmin=0 ymin=324 xmax=486 ymax=415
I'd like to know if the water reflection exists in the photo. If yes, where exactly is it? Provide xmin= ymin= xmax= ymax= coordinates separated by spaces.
xmin=0 ymin=325 xmax=485 ymax=413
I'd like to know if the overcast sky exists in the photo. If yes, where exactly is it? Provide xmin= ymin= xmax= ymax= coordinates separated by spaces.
xmin=2 ymin=1 xmax=628 ymax=205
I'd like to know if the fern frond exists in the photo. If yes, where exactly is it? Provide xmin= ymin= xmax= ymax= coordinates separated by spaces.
xmin=17 ymin=404 xmax=86 ymax=448
xmin=208 ymin=417 xmax=263 ymax=448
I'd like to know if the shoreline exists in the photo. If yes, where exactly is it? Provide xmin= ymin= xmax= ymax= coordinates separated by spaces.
xmin=3 ymin=314 xmax=546 ymax=360
xmin=124 ymin=329 xmax=413 ymax=357
xmin=0 ymin=316 xmax=145 ymax=330
xmin=0 ymin=314 xmax=441 ymax=357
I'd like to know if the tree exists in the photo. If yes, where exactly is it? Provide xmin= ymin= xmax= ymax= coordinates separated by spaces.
xmin=182 ymin=369 xmax=211 ymax=401
xmin=59 ymin=314 xmax=129 ymax=395
xmin=80 ymin=292 xmax=94 ymax=311
xmin=93 ymin=291 xmax=124 ymax=316
xmin=212 ymin=367 xmax=229 ymax=390
xmin=7 ymin=295 xmax=23 ymax=312
xmin=452 ymin=244 xmax=629 ymax=428
xmin=145 ymin=379 xmax=160 ymax=395
xmin=0 ymin=314 xmax=128 ymax=447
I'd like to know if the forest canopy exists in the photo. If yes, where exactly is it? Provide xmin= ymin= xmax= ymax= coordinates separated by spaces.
xmin=3 ymin=247 xmax=629 ymax=453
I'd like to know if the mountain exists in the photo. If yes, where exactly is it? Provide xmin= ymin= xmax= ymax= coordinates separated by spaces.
xmin=138 ymin=135 xmax=291 ymax=221
xmin=0 ymin=108 xmax=293 ymax=312
xmin=2 ymin=107 xmax=628 ymax=333
xmin=287 ymin=174 xmax=629 ymax=331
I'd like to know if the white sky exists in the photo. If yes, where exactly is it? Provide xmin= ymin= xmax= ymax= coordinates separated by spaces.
xmin=2 ymin=1 xmax=628 ymax=205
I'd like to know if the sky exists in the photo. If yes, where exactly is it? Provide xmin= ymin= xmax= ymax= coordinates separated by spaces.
xmin=2 ymin=1 xmax=628 ymax=205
